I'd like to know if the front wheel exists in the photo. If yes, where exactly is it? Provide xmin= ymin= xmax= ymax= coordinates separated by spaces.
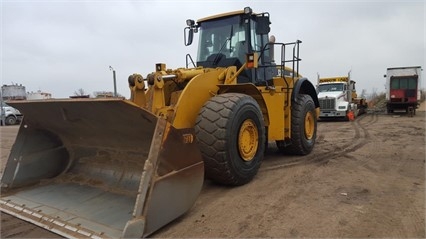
xmin=5 ymin=116 xmax=17 ymax=125
xmin=195 ymin=93 xmax=266 ymax=186
xmin=277 ymin=94 xmax=317 ymax=155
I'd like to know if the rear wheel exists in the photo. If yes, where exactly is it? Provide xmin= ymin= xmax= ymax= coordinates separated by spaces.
xmin=277 ymin=94 xmax=317 ymax=155
xmin=195 ymin=93 xmax=265 ymax=186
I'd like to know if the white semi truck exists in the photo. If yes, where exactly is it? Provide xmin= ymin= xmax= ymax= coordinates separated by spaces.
xmin=0 ymin=102 xmax=23 ymax=125
xmin=317 ymin=73 xmax=367 ymax=120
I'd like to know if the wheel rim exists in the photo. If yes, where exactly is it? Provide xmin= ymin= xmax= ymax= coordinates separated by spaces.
xmin=304 ymin=111 xmax=315 ymax=140
xmin=238 ymin=119 xmax=258 ymax=161
xmin=6 ymin=118 xmax=15 ymax=125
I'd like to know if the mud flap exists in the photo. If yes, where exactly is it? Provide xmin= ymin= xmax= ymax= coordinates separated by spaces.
xmin=0 ymin=98 xmax=204 ymax=238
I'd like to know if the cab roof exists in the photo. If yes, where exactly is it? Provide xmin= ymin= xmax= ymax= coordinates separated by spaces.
xmin=197 ymin=10 xmax=246 ymax=23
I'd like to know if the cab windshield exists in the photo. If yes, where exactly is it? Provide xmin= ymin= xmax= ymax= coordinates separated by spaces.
xmin=197 ymin=16 xmax=245 ymax=62
xmin=318 ymin=83 xmax=345 ymax=92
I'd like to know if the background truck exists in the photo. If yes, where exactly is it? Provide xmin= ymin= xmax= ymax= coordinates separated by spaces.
xmin=385 ymin=66 xmax=422 ymax=115
xmin=1 ymin=7 xmax=319 ymax=238
xmin=1 ymin=87 xmax=24 ymax=126
xmin=0 ymin=102 xmax=23 ymax=125
xmin=316 ymin=73 xmax=367 ymax=120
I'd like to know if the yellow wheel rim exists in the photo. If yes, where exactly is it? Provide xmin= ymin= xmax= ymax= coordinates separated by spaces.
xmin=304 ymin=111 xmax=315 ymax=140
xmin=238 ymin=119 xmax=259 ymax=161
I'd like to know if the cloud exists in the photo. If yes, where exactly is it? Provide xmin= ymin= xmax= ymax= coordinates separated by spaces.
xmin=1 ymin=1 xmax=424 ymax=98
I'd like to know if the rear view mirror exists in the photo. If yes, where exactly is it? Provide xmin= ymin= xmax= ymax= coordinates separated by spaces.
xmin=184 ymin=27 xmax=193 ymax=46
xmin=256 ymin=16 xmax=270 ymax=35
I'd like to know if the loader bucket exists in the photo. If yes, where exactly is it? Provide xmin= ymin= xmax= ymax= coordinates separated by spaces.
xmin=0 ymin=98 xmax=204 ymax=238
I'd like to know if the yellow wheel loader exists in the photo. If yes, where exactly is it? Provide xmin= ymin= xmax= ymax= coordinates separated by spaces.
xmin=1 ymin=7 xmax=319 ymax=238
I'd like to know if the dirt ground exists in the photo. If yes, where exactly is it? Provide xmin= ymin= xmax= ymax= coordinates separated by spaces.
xmin=1 ymin=104 xmax=425 ymax=238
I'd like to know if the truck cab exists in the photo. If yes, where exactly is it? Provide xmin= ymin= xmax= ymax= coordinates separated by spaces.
xmin=317 ymin=76 xmax=357 ymax=119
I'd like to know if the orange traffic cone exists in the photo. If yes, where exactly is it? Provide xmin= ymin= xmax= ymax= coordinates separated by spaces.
xmin=347 ymin=110 xmax=355 ymax=121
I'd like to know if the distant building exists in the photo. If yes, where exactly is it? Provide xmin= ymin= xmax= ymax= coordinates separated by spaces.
xmin=1 ymin=84 xmax=26 ymax=100
xmin=27 ymin=90 xmax=52 ymax=100
xmin=94 ymin=91 xmax=114 ymax=98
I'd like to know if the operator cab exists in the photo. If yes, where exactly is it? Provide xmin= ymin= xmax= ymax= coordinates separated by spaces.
xmin=185 ymin=7 xmax=277 ymax=85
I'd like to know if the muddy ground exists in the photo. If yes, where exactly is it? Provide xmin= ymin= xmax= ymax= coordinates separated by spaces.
xmin=1 ymin=106 xmax=425 ymax=238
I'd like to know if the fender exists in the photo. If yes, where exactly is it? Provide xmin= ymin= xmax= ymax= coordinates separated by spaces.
xmin=292 ymin=77 xmax=320 ymax=108
xmin=217 ymin=83 xmax=269 ymax=125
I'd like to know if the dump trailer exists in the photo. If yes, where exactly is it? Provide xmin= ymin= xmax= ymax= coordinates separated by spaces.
xmin=385 ymin=66 xmax=422 ymax=115
xmin=0 ymin=7 xmax=319 ymax=238
xmin=317 ymin=73 xmax=367 ymax=120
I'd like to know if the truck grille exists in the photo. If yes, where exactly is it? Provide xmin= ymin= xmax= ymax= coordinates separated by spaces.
xmin=319 ymin=98 xmax=335 ymax=110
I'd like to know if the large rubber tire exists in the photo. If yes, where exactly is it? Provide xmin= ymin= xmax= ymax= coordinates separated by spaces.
xmin=195 ymin=93 xmax=266 ymax=186
xmin=277 ymin=94 xmax=317 ymax=155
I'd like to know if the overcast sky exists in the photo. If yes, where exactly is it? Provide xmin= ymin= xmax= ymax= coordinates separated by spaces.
xmin=1 ymin=0 xmax=425 ymax=99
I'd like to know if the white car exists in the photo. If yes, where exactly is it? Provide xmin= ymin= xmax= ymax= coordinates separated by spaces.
xmin=1 ymin=102 xmax=23 ymax=125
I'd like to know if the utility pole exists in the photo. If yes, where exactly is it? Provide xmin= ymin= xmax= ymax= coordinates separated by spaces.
xmin=0 ymin=88 xmax=4 ymax=126
xmin=109 ymin=66 xmax=117 ymax=97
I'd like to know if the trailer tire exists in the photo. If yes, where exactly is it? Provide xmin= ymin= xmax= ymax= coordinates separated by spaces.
xmin=278 ymin=94 xmax=317 ymax=155
xmin=195 ymin=93 xmax=265 ymax=186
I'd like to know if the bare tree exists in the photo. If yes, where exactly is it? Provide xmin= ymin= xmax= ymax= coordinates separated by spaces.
xmin=369 ymin=87 xmax=378 ymax=100
xmin=360 ymin=89 xmax=367 ymax=99
xmin=71 ymin=88 xmax=90 ymax=98
xmin=74 ymin=88 xmax=87 ymax=96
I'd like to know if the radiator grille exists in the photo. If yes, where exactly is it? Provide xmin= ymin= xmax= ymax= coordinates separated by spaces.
xmin=319 ymin=98 xmax=335 ymax=110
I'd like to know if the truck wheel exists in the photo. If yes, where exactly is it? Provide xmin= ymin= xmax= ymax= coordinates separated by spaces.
xmin=5 ymin=116 xmax=17 ymax=125
xmin=195 ymin=93 xmax=265 ymax=186
xmin=277 ymin=94 xmax=317 ymax=155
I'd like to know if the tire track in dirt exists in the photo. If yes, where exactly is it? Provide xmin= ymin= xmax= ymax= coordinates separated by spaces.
xmin=260 ymin=113 xmax=374 ymax=172
xmin=157 ymin=114 xmax=373 ymax=237
xmin=368 ymin=113 xmax=426 ymax=237
xmin=341 ymin=113 xmax=378 ymax=170
xmin=404 ymin=197 xmax=426 ymax=237
xmin=251 ymin=113 xmax=377 ymax=237
xmin=336 ymin=112 xmax=425 ymax=238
